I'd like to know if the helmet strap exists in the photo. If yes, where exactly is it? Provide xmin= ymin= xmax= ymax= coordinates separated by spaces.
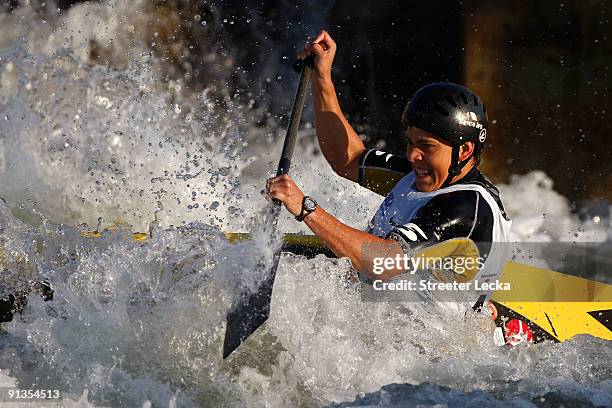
xmin=441 ymin=145 xmax=473 ymax=188
xmin=441 ymin=146 xmax=461 ymax=188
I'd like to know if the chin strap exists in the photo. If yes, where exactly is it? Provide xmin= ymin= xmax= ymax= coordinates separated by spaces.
xmin=441 ymin=145 xmax=473 ymax=188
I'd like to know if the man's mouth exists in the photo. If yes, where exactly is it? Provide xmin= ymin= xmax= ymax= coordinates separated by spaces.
xmin=414 ymin=168 xmax=432 ymax=178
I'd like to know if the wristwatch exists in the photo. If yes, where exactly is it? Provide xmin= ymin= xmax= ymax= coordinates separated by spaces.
xmin=295 ymin=196 xmax=317 ymax=221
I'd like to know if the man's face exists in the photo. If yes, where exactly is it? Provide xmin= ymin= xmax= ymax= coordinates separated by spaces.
xmin=404 ymin=127 xmax=454 ymax=192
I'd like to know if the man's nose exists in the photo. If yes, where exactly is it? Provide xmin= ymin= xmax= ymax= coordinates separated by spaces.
xmin=407 ymin=145 xmax=423 ymax=162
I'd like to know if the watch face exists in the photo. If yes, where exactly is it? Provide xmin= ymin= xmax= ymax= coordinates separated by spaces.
xmin=303 ymin=197 xmax=317 ymax=211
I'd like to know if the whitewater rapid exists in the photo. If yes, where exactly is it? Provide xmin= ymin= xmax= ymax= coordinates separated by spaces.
xmin=0 ymin=1 xmax=611 ymax=407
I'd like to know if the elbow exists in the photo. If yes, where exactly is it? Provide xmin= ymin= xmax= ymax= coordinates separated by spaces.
xmin=331 ymin=162 xmax=360 ymax=183
xmin=358 ymin=239 xmax=407 ymax=281
xmin=358 ymin=258 xmax=400 ymax=281
xmin=375 ymin=271 xmax=398 ymax=282
xmin=361 ymin=269 xmax=399 ymax=282
xmin=331 ymin=165 xmax=349 ymax=179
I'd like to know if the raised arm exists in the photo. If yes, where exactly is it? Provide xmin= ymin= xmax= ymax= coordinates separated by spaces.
xmin=301 ymin=31 xmax=365 ymax=182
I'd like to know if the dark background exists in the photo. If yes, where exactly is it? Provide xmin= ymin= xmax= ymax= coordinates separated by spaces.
xmin=328 ymin=0 xmax=612 ymax=207
xmin=4 ymin=0 xmax=611 ymax=207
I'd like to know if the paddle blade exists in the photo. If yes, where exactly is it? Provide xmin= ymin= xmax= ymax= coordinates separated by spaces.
xmin=222 ymin=262 xmax=278 ymax=359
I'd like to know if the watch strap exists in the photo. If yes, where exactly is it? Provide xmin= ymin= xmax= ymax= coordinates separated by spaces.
xmin=295 ymin=196 xmax=316 ymax=222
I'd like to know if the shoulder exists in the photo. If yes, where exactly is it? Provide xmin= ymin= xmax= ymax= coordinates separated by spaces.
xmin=359 ymin=149 xmax=411 ymax=172
xmin=462 ymin=171 xmax=511 ymax=221
xmin=387 ymin=189 xmax=495 ymax=247
xmin=411 ymin=189 xmax=493 ymax=241
xmin=415 ymin=189 xmax=490 ymax=223
xmin=358 ymin=149 xmax=412 ymax=196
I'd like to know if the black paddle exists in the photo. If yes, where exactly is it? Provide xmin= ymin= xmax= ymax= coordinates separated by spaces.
xmin=222 ymin=56 xmax=314 ymax=359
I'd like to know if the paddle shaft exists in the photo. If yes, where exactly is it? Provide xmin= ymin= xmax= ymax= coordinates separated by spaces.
xmin=276 ymin=56 xmax=314 ymax=177
xmin=268 ymin=54 xmax=314 ymax=303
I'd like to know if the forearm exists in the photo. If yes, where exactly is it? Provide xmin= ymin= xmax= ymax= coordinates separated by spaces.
xmin=311 ymin=79 xmax=365 ymax=179
xmin=266 ymin=174 xmax=406 ymax=280
xmin=303 ymin=205 xmax=403 ymax=280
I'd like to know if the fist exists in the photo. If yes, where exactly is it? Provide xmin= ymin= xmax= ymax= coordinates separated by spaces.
xmin=298 ymin=30 xmax=337 ymax=81
xmin=266 ymin=174 xmax=305 ymax=216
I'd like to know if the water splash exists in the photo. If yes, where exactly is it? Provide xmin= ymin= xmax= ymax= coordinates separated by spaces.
xmin=0 ymin=39 xmax=252 ymax=233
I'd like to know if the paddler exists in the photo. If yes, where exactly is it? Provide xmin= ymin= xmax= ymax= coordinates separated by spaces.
xmin=267 ymin=30 xmax=512 ymax=307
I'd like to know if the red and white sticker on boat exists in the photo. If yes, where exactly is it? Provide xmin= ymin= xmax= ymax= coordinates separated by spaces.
xmin=504 ymin=319 xmax=534 ymax=346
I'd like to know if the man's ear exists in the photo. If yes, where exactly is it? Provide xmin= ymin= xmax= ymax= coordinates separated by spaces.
xmin=459 ymin=141 xmax=475 ymax=161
